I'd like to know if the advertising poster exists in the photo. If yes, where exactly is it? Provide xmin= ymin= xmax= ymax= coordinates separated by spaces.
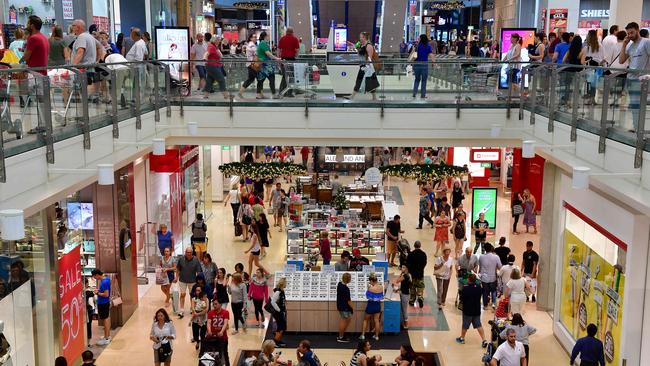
xmin=499 ymin=28 xmax=536 ymax=89
xmin=471 ymin=188 xmax=497 ymax=229
xmin=154 ymin=27 xmax=190 ymax=80
xmin=334 ymin=27 xmax=347 ymax=51
xmin=550 ymin=9 xmax=569 ymax=34
xmin=560 ymin=229 xmax=624 ymax=365
xmin=58 ymin=246 xmax=85 ymax=363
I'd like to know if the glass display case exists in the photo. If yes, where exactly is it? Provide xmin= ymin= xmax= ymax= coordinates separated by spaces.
xmin=286 ymin=226 xmax=385 ymax=256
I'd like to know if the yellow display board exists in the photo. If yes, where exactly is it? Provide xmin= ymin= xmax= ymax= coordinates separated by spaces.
xmin=560 ymin=230 xmax=625 ymax=365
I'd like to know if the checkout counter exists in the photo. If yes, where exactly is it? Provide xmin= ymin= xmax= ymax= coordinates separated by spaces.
xmin=327 ymin=51 xmax=362 ymax=97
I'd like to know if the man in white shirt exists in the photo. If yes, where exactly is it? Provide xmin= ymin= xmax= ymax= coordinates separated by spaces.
xmin=490 ymin=328 xmax=527 ymax=366
xmin=190 ymin=33 xmax=208 ymax=91
xmin=620 ymin=22 xmax=650 ymax=132
xmin=125 ymin=28 xmax=147 ymax=61
xmin=104 ymin=53 xmax=130 ymax=108
xmin=602 ymin=25 xmax=620 ymax=66
xmin=498 ymin=254 xmax=519 ymax=296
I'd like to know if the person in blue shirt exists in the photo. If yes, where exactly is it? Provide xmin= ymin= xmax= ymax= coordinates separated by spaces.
xmin=552 ymin=32 xmax=572 ymax=64
xmin=570 ymin=323 xmax=605 ymax=366
xmin=296 ymin=339 xmax=320 ymax=366
xmin=92 ymin=269 xmax=112 ymax=346
xmin=157 ymin=224 xmax=174 ymax=255
xmin=412 ymin=34 xmax=436 ymax=99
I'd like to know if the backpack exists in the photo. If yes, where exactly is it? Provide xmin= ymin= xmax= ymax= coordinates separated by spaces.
xmin=192 ymin=220 xmax=206 ymax=239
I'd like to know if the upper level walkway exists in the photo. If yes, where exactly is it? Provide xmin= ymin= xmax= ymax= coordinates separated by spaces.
xmin=0 ymin=57 xmax=648 ymax=215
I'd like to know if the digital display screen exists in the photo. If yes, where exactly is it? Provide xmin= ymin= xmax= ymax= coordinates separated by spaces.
xmin=334 ymin=27 xmax=348 ymax=51
xmin=67 ymin=202 xmax=94 ymax=230
xmin=499 ymin=28 xmax=536 ymax=89
xmin=471 ymin=188 xmax=497 ymax=229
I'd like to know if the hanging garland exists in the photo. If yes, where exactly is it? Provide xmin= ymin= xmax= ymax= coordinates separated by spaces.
xmin=379 ymin=163 xmax=467 ymax=181
xmin=219 ymin=162 xmax=307 ymax=180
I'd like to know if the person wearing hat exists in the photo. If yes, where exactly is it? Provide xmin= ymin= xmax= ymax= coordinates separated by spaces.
xmin=350 ymin=249 xmax=370 ymax=271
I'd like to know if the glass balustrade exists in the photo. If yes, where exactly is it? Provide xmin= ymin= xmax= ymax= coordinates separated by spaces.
xmin=0 ymin=58 xmax=648 ymax=183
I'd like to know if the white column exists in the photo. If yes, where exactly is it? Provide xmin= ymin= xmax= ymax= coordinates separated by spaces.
xmin=609 ymin=0 xmax=643 ymax=27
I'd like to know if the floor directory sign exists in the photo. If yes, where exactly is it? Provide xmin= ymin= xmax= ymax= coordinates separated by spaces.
xmin=471 ymin=187 xmax=497 ymax=229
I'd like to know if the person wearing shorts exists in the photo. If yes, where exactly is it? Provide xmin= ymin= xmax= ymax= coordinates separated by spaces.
xmin=92 ymin=269 xmax=112 ymax=346
xmin=175 ymin=247 xmax=202 ymax=318
xmin=336 ymin=273 xmax=354 ymax=343
xmin=456 ymin=274 xmax=487 ymax=346
xmin=360 ymin=273 xmax=383 ymax=341
xmin=386 ymin=215 xmax=404 ymax=267
xmin=190 ymin=214 xmax=207 ymax=261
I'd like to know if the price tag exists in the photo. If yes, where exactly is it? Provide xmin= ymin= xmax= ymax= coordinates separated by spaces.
xmin=607 ymin=299 xmax=619 ymax=324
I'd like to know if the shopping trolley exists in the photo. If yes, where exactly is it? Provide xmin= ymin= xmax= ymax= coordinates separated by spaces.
xmin=0 ymin=62 xmax=22 ymax=139
xmin=47 ymin=68 xmax=76 ymax=127
xmin=0 ymin=63 xmax=42 ymax=137
xmin=279 ymin=62 xmax=320 ymax=99
xmin=464 ymin=62 xmax=501 ymax=94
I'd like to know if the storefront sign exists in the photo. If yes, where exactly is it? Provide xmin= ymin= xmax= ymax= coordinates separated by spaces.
xmin=469 ymin=149 xmax=500 ymax=163
xmin=579 ymin=0 xmax=611 ymax=19
xmin=58 ymin=246 xmax=85 ymax=363
xmin=422 ymin=16 xmax=437 ymax=25
xmin=247 ymin=22 xmax=261 ymax=30
xmin=550 ymin=8 xmax=569 ymax=33
xmin=471 ymin=187 xmax=497 ymax=229
xmin=580 ymin=9 xmax=609 ymax=18
xmin=325 ymin=155 xmax=337 ymax=163
xmin=325 ymin=155 xmax=366 ymax=163
xmin=62 ymin=0 xmax=74 ymax=20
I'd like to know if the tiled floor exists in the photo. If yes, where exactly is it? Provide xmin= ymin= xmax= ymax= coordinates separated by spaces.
xmin=95 ymin=172 xmax=570 ymax=366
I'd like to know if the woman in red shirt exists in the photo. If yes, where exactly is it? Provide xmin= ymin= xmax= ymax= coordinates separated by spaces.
xmin=203 ymin=33 xmax=230 ymax=100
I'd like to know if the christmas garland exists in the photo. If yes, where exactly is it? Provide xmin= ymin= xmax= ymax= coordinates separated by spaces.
xmin=219 ymin=162 xmax=306 ymax=180
xmin=379 ymin=163 xmax=467 ymax=181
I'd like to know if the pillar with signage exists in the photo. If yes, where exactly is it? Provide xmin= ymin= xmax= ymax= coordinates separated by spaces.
xmin=510 ymin=147 xmax=544 ymax=211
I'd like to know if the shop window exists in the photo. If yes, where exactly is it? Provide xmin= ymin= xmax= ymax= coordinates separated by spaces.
xmin=559 ymin=209 xmax=625 ymax=366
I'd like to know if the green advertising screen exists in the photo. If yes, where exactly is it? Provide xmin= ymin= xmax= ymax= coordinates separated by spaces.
xmin=471 ymin=187 xmax=497 ymax=229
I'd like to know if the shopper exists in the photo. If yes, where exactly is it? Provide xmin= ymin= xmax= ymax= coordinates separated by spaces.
xmin=498 ymin=255 xmax=518 ymax=296
xmin=254 ymin=213 xmax=271 ymax=258
xmin=473 ymin=212 xmax=489 ymax=254
xmin=500 ymin=313 xmax=536 ymax=363
xmin=346 ymin=32 xmax=380 ymax=100
xmin=494 ymin=237 xmax=511 ymax=265
xmin=458 ymin=246 xmax=479 ymax=275
xmin=191 ymin=213 xmax=208 ymax=261
xmin=451 ymin=181 xmax=464 ymax=209
xmin=224 ymin=184 xmax=242 ymax=226
xmin=245 ymin=223 xmax=269 ymax=276
xmin=490 ymin=328 xmax=527 ymax=366
xmin=160 ymin=247 xmax=176 ymax=305
xmin=584 ymin=29 xmax=604 ymax=104
xmin=157 ymin=224 xmax=174 ymax=255
xmin=521 ymin=241 xmax=539 ymax=302
xmin=386 ymin=215 xmax=404 ymax=266
xmin=191 ymin=273 xmax=213 ymax=303
xmin=417 ymin=187 xmax=434 ymax=229
xmin=360 ymin=273 xmax=383 ymax=341
xmin=412 ymin=34 xmax=436 ymax=99
xmin=248 ymin=268 xmax=268 ymax=327
xmin=81 ymin=350 xmax=96 ymax=365
xmin=337 ymin=272 xmax=354 ymax=342
xmin=406 ymin=241 xmax=427 ymax=308
xmin=91 ymin=269 xmax=112 ymax=346
xmin=602 ymin=25 xmax=620 ymax=68
xmin=190 ymin=32 xmax=208 ymax=91
xmin=190 ymin=287 xmax=208 ymax=349
xmin=215 ymin=268 xmax=230 ymax=309
xmin=335 ymin=251 xmax=351 ymax=271
xmin=228 ymin=273 xmax=247 ymax=334
xmin=203 ymin=33 xmax=230 ymax=100
xmin=433 ymin=210 xmax=451 ymax=256
xmin=319 ymin=231 xmax=332 ymax=265
xmin=201 ymin=253 xmax=218 ymax=290
xmin=234 ymin=263 xmax=251 ymax=290
xmin=278 ymin=190 xmax=290 ymax=231
xmin=238 ymin=34 xmax=259 ymax=98
xmin=350 ymin=248 xmax=370 ymax=271
xmin=505 ymin=268 xmax=528 ymax=315
xmin=511 ymin=192 xmax=524 ymax=234
xmin=620 ymin=22 xmax=650 ymax=132
xmin=456 ymin=274 xmax=487 ymax=347
xmin=237 ymin=199 xmax=254 ymax=241
xmin=278 ymin=27 xmax=301 ymax=95
xmin=433 ymin=248 xmax=454 ymax=310
xmin=479 ymin=243 xmax=501 ymax=309
xmin=48 ymin=25 xmax=69 ymax=66
xmin=395 ymin=344 xmax=417 ymax=366
xmin=150 ymin=308 xmax=176 ymax=366
xmin=9 ymin=28 xmax=25 ymax=59
xmin=175 ymin=246 xmax=203 ymax=318
xmin=259 ymin=340 xmax=281 ymax=366
xmin=394 ymin=264 xmax=411 ymax=329
xmin=503 ymin=33 xmax=522 ymax=93
xmin=55 ymin=356 xmax=68 ymax=366
xmin=270 ymin=277 xmax=288 ymax=347
xmin=451 ymin=212 xmax=467 ymax=259
xmin=522 ymin=189 xmax=537 ymax=234
xmin=296 ymin=340 xmax=319 ymax=366
xmin=552 ymin=32 xmax=571 ymax=64
xmin=350 ymin=340 xmax=382 ymax=366
xmin=125 ymin=27 xmax=148 ymax=61
xmin=570 ymin=323 xmax=605 ymax=366
xmin=206 ymin=300 xmax=230 ymax=366
xmin=22 ymin=15 xmax=49 ymax=73
xmin=256 ymin=31 xmax=281 ymax=99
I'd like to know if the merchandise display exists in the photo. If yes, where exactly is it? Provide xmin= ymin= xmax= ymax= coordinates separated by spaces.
xmin=287 ymin=225 xmax=385 ymax=256
xmin=273 ymin=270 xmax=385 ymax=301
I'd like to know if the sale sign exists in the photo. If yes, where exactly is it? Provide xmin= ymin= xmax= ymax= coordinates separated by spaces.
xmin=550 ymin=9 xmax=569 ymax=34
xmin=58 ymin=246 xmax=85 ymax=363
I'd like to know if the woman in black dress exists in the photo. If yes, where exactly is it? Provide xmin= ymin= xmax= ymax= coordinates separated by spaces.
xmin=214 ymin=268 xmax=230 ymax=309
xmin=256 ymin=213 xmax=272 ymax=258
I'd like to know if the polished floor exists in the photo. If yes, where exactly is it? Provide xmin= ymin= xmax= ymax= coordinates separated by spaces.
xmin=95 ymin=172 xmax=570 ymax=366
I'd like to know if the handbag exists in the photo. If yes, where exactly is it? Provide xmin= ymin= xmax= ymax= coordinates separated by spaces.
xmin=370 ymin=46 xmax=382 ymax=72
xmin=155 ymin=268 xmax=167 ymax=285
xmin=157 ymin=341 xmax=172 ymax=361
xmin=111 ymin=296 xmax=123 ymax=306
xmin=235 ymin=222 xmax=243 ymax=237
xmin=263 ymin=298 xmax=276 ymax=314
xmin=250 ymin=56 xmax=262 ymax=72
xmin=512 ymin=204 xmax=524 ymax=216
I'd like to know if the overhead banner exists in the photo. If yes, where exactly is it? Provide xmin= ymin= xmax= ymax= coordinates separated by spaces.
xmin=58 ymin=246 xmax=85 ymax=363
xmin=471 ymin=187 xmax=497 ymax=229
xmin=550 ymin=8 xmax=568 ymax=34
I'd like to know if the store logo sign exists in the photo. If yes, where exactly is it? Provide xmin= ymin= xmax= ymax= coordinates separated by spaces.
xmin=580 ymin=9 xmax=609 ymax=18
xmin=470 ymin=148 xmax=501 ymax=163
xmin=325 ymin=155 xmax=366 ymax=163
xmin=325 ymin=154 xmax=337 ymax=162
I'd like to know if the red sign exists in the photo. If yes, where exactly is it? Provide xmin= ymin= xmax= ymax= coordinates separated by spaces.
xmin=469 ymin=149 xmax=501 ymax=163
xmin=58 ymin=246 xmax=85 ymax=363
xmin=550 ymin=8 xmax=568 ymax=34
xmin=92 ymin=16 xmax=110 ymax=33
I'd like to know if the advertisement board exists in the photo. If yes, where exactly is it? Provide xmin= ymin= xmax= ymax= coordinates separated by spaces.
xmin=334 ymin=27 xmax=348 ymax=51
xmin=154 ymin=27 xmax=190 ymax=80
xmin=470 ymin=148 xmax=501 ymax=163
xmin=58 ymin=246 xmax=85 ymax=363
xmin=550 ymin=8 xmax=569 ymax=34
xmin=471 ymin=187 xmax=497 ymax=229
xmin=499 ymin=28 xmax=536 ymax=89
xmin=559 ymin=226 xmax=624 ymax=365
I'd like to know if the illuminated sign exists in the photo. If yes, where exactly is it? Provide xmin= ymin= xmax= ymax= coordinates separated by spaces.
xmin=470 ymin=149 xmax=501 ymax=163
xmin=325 ymin=154 xmax=366 ymax=163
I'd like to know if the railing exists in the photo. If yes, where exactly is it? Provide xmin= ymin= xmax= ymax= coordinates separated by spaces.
xmin=0 ymin=57 xmax=648 ymax=182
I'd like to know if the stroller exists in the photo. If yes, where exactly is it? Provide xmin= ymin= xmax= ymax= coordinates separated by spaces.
xmin=397 ymin=238 xmax=411 ymax=267
xmin=199 ymin=337 xmax=226 ymax=366
xmin=482 ymin=318 xmax=507 ymax=365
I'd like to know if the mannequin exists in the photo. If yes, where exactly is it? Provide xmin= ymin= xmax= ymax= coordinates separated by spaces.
xmin=0 ymin=320 xmax=12 ymax=366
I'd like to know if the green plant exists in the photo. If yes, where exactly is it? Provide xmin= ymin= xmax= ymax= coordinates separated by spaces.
xmin=333 ymin=191 xmax=348 ymax=212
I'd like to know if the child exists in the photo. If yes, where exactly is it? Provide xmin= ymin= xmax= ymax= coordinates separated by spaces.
xmin=394 ymin=265 xmax=411 ymax=329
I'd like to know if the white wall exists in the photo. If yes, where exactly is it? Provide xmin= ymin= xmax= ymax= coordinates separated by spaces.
xmin=0 ymin=282 xmax=36 ymax=366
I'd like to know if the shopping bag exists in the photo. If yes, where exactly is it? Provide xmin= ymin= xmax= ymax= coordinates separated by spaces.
xmin=234 ymin=222 xmax=243 ymax=237
xmin=525 ymin=276 xmax=537 ymax=296
xmin=171 ymin=282 xmax=180 ymax=313
xmin=155 ymin=268 xmax=167 ymax=285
